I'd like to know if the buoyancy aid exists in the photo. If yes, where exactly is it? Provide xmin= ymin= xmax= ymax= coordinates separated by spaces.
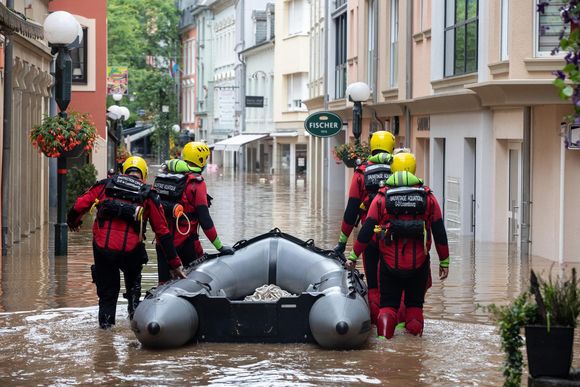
xmin=377 ymin=182 xmax=432 ymax=271
xmin=363 ymin=163 xmax=392 ymax=204
xmin=154 ymin=172 xmax=201 ymax=220
xmin=94 ymin=175 xmax=152 ymax=252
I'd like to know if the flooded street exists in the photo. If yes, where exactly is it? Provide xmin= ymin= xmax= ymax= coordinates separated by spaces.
xmin=0 ymin=171 xmax=578 ymax=386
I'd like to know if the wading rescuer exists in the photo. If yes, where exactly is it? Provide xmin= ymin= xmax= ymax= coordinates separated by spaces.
xmin=154 ymin=141 xmax=234 ymax=284
xmin=67 ymin=156 xmax=186 ymax=329
xmin=346 ymin=152 xmax=450 ymax=339
xmin=333 ymin=130 xmax=395 ymax=324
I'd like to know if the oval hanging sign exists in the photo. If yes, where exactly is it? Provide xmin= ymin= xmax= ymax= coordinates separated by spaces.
xmin=304 ymin=111 xmax=343 ymax=137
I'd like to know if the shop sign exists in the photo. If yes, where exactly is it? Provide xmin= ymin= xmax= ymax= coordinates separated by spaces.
xmin=246 ymin=96 xmax=264 ymax=108
xmin=304 ymin=111 xmax=343 ymax=137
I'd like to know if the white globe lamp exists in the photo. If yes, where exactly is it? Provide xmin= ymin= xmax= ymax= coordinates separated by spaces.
xmin=43 ymin=11 xmax=79 ymax=46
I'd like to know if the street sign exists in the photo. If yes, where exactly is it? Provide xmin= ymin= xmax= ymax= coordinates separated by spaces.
xmin=138 ymin=108 xmax=145 ymax=116
xmin=304 ymin=111 xmax=343 ymax=137
xmin=245 ymin=95 xmax=264 ymax=108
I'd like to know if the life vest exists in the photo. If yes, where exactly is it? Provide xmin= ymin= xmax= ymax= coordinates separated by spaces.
xmin=153 ymin=172 xmax=201 ymax=220
xmin=360 ymin=162 xmax=392 ymax=212
xmin=94 ymin=174 xmax=152 ymax=252
xmin=379 ymin=185 xmax=431 ymax=271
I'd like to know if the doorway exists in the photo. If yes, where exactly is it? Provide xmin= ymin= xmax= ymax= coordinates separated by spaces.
xmin=464 ymin=138 xmax=476 ymax=236
xmin=508 ymin=142 xmax=522 ymax=247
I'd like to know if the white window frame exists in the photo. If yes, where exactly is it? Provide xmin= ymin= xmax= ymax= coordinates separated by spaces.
xmin=389 ymin=0 xmax=399 ymax=88
xmin=534 ymin=0 xmax=566 ymax=57
xmin=287 ymin=0 xmax=306 ymax=36
xmin=286 ymin=73 xmax=307 ymax=112
xmin=500 ymin=0 xmax=509 ymax=61
xmin=367 ymin=0 xmax=376 ymax=90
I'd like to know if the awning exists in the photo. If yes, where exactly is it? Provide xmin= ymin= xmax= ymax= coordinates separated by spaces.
xmin=270 ymin=131 xmax=298 ymax=137
xmin=212 ymin=134 xmax=268 ymax=151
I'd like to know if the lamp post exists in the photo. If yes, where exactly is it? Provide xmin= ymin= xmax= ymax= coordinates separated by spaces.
xmin=345 ymin=82 xmax=371 ymax=144
xmin=107 ymin=104 xmax=130 ymax=170
xmin=44 ymin=11 xmax=82 ymax=256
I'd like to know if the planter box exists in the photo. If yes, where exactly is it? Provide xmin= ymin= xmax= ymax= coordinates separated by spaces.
xmin=525 ymin=325 xmax=574 ymax=378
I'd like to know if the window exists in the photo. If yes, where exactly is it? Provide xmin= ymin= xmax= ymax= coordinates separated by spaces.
xmin=367 ymin=0 xmax=377 ymax=90
xmin=286 ymin=73 xmax=307 ymax=111
xmin=536 ymin=1 xmax=566 ymax=56
xmin=390 ymin=0 xmax=399 ymax=87
xmin=287 ymin=0 xmax=306 ymax=36
xmin=334 ymin=10 xmax=347 ymax=99
xmin=254 ymin=11 xmax=267 ymax=44
xmin=501 ymin=0 xmax=509 ymax=60
xmin=71 ymin=27 xmax=88 ymax=84
xmin=444 ymin=0 xmax=478 ymax=77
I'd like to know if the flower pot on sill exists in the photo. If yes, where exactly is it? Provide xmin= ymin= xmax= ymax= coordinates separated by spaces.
xmin=525 ymin=325 xmax=574 ymax=378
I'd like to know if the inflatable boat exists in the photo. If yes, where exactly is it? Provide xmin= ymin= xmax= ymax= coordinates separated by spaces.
xmin=131 ymin=229 xmax=371 ymax=349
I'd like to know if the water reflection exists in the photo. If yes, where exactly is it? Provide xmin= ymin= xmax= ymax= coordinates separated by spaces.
xmin=0 ymin=171 xmax=578 ymax=385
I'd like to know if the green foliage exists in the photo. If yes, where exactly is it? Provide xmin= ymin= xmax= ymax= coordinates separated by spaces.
xmin=486 ymin=268 xmax=580 ymax=386
xmin=538 ymin=2 xmax=580 ymax=121
xmin=108 ymin=0 xmax=180 ymax=156
xmin=67 ymin=163 xmax=98 ymax=209
xmin=533 ymin=268 xmax=580 ymax=329
xmin=332 ymin=142 xmax=371 ymax=166
xmin=30 ymin=112 xmax=97 ymax=158
xmin=486 ymin=293 xmax=537 ymax=387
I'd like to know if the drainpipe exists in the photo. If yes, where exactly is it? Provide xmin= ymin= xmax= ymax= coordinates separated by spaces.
xmin=321 ymin=0 xmax=329 ymax=208
xmin=1 ymin=0 xmax=14 ymax=255
xmin=404 ymin=0 xmax=413 ymax=147
xmin=372 ymin=0 xmax=378 ymax=104
xmin=521 ymin=106 xmax=531 ymax=256
xmin=559 ymin=124 xmax=566 ymax=265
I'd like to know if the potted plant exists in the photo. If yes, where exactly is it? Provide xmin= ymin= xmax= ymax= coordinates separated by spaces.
xmin=116 ymin=144 xmax=131 ymax=165
xmin=487 ymin=268 xmax=580 ymax=386
xmin=332 ymin=142 xmax=371 ymax=168
xmin=29 ymin=112 xmax=97 ymax=158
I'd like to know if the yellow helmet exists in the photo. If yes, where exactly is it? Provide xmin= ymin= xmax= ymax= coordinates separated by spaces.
xmin=183 ymin=141 xmax=211 ymax=168
xmin=370 ymin=131 xmax=395 ymax=155
xmin=122 ymin=156 xmax=148 ymax=180
xmin=391 ymin=152 xmax=416 ymax=174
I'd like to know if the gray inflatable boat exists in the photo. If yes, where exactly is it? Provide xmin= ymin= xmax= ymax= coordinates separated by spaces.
xmin=131 ymin=229 xmax=371 ymax=349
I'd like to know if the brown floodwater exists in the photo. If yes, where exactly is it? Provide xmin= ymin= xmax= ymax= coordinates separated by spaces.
xmin=0 ymin=171 xmax=578 ymax=386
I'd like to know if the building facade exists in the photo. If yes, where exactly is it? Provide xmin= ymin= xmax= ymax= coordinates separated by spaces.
xmin=310 ymin=0 xmax=580 ymax=263
xmin=238 ymin=2 xmax=275 ymax=173
xmin=49 ymin=0 xmax=108 ymax=179
xmin=271 ymin=0 xmax=310 ymax=177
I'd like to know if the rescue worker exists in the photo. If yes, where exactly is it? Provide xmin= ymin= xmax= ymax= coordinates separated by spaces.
xmin=67 ymin=156 xmax=186 ymax=329
xmin=333 ymin=130 xmax=395 ymax=324
xmin=346 ymin=152 xmax=450 ymax=339
xmin=155 ymin=141 xmax=234 ymax=284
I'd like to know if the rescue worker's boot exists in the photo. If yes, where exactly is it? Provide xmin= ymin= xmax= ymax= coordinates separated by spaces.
xmin=124 ymin=274 xmax=142 ymax=321
xmin=376 ymin=307 xmax=398 ymax=339
xmin=405 ymin=307 xmax=424 ymax=336
xmin=397 ymin=292 xmax=407 ymax=325
xmin=367 ymin=288 xmax=380 ymax=325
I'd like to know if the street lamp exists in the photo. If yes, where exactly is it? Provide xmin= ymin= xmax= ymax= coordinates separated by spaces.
xmin=107 ymin=105 xmax=130 ymax=170
xmin=345 ymin=82 xmax=371 ymax=143
xmin=112 ymin=93 xmax=123 ymax=104
xmin=44 ymin=11 xmax=81 ymax=256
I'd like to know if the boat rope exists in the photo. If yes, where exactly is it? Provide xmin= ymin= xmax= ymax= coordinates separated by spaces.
xmin=244 ymin=284 xmax=296 ymax=301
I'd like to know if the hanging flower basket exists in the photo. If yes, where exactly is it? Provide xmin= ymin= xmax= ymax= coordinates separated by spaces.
xmin=116 ymin=144 xmax=131 ymax=165
xmin=29 ymin=112 xmax=97 ymax=158
xmin=332 ymin=142 xmax=370 ymax=168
